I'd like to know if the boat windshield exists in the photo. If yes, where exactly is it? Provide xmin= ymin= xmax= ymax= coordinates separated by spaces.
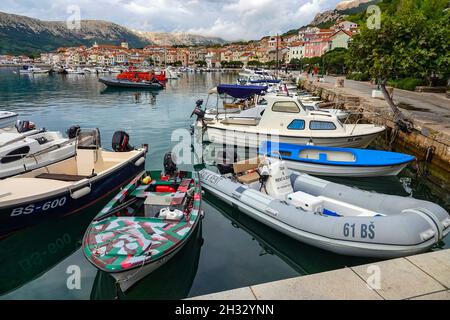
xmin=296 ymin=97 xmax=307 ymax=111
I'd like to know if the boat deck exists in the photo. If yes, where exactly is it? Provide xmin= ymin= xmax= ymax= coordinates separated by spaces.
xmin=0 ymin=149 xmax=143 ymax=205
xmin=0 ymin=178 xmax=71 ymax=202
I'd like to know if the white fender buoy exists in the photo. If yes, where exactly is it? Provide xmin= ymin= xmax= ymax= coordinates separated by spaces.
xmin=71 ymin=186 xmax=91 ymax=199
xmin=134 ymin=157 xmax=145 ymax=167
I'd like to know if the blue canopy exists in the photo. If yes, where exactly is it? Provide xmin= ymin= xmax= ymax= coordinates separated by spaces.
xmin=217 ymin=84 xmax=267 ymax=99
xmin=249 ymin=79 xmax=281 ymax=84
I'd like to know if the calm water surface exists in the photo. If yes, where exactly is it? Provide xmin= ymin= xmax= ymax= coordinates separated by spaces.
xmin=0 ymin=68 xmax=448 ymax=299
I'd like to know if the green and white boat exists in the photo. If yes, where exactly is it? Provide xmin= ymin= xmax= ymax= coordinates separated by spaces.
xmin=83 ymin=155 xmax=203 ymax=292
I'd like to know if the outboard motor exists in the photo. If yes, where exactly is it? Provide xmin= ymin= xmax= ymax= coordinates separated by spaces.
xmin=216 ymin=148 xmax=238 ymax=175
xmin=15 ymin=120 xmax=35 ymax=133
xmin=190 ymin=99 xmax=205 ymax=119
xmin=259 ymin=157 xmax=293 ymax=200
xmin=112 ymin=131 xmax=133 ymax=152
xmin=163 ymin=152 xmax=178 ymax=176
xmin=66 ymin=125 xmax=81 ymax=139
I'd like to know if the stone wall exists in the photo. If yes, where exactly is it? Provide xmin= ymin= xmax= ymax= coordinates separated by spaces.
xmin=300 ymin=79 xmax=450 ymax=193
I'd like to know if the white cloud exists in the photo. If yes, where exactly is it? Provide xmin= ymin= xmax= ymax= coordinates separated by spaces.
xmin=0 ymin=0 xmax=342 ymax=40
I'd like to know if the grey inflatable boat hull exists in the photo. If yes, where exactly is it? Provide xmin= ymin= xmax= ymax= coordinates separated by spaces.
xmin=200 ymin=169 xmax=450 ymax=258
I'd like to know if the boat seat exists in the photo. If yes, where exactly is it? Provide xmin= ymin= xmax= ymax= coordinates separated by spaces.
xmin=237 ymin=171 xmax=260 ymax=184
xmin=233 ymin=157 xmax=261 ymax=174
xmin=223 ymin=103 xmax=242 ymax=110
xmin=35 ymin=173 xmax=90 ymax=182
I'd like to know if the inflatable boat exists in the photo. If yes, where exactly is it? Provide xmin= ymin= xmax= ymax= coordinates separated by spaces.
xmin=199 ymin=157 xmax=449 ymax=258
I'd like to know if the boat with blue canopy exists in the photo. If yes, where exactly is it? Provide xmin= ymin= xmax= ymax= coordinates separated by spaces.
xmin=259 ymin=141 xmax=415 ymax=177
xmin=217 ymin=84 xmax=268 ymax=99
xmin=249 ymin=79 xmax=281 ymax=84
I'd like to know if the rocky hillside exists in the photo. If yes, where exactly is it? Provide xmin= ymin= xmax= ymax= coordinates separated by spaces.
xmin=0 ymin=11 xmax=226 ymax=56
xmin=134 ymin=31 xmax=227 ymax=47
xmin=309 ymin=0 xmax=380 ymax=27
xmin=336 ymin=0 xmax=374 ymax=11
xmin=0 ymin=11 xmax=149 ymax=55
xmin=310 ymin=10 xmax=346 ymax=27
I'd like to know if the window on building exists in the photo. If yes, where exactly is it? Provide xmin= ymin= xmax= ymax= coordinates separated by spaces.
xmin=309 ymin=121 xmax=337 ymax=130
xmin=272 ymin=101 xmax=300 ymax=113
xmin=288 ymin=119 xmax=305 ymax=130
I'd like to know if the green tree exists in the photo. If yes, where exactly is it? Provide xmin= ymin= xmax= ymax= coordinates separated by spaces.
xmin=289 ymin=58 xmax=303 ymax=70
xmin=345 ymin=0 xmax=450 ymax=130
xmin=322 ymin=48 xmax=347 ymax=75
xmin=346 ymin=0 xmax=449 ymax=85
xmin=265 ymin=60 xmax=277 ymax=69
xmin=195 ymin=60 xmax=207 ymax=67
xmin=248 ymin=60 xmax=262 ymax=67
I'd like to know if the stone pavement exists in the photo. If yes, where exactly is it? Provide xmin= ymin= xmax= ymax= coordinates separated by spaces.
xmin=189 ymin=249 xmax=450 ymax=300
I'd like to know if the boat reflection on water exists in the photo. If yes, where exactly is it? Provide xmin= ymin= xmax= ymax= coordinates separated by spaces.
xmin=90 ymin=222 xmax=204 ymax=300
xmin=100 ymin=87 xmax=159 ymax=105
xmin=0 ymin=199 xmax=109 ymax=296
xmin=204 ymin=192 xmax=378 ymax=275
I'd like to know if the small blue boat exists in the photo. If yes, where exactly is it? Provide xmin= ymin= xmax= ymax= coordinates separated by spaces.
xmin=259 ymin=141 xmax=415 ymax=177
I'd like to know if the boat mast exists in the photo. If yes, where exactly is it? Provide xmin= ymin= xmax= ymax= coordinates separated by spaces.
xmin=276 ymin=33 xmax=279 ymax=79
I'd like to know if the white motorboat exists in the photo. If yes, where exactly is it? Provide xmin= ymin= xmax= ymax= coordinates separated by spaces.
xmin=0 ymin=111 xmax=18 ymax=129
xmin=19 ymin=65 xmax=50 ymax=74
xmin=193 ymin=88 xmax=384 ymax=148
xmin=94 ymin=67 xmax=110 ymax=74
xmin=65 ymin=67 xmax=85 ymax=75
xmin=264 ymin=92 xmax=349 ymax=121
xmin=202 ymin=85 xmax=348 ymax=122
xmin=0 ymin=129 xmax=147 ymax=237
xmin=83 ymin=67 xmax=97 ymax=74
xmin=108 ymin=67 xmax=123 ymax=74
xmin=0 ymin=125 xmax=79 ymax=179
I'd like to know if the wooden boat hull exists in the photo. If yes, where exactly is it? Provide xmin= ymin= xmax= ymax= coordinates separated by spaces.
xmin=0 ymin=150 xmax=146 ymax=237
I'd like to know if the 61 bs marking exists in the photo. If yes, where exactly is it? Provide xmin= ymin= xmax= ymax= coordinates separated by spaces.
xmin=10 ymin=197 xmax=67 ymax=217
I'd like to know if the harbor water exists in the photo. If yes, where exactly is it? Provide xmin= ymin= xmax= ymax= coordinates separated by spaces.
xmin=0 ymin=68 xmax=448 ymax=299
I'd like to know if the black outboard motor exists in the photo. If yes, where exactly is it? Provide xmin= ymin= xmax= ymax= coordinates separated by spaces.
xmin=190 ymin=99 xmax=205 ymax=119
xmin=112 ymin=131 xmax=134 ymax=152
xmin=216 ymin=148 xmax=239 ymax=175
xmin=163 ymin=152 xmax=178 ymax=176
xmin=15 ymin=120 xmax=35 ymax=133
xmin=66 ymin=125 xmax=81 ymax=139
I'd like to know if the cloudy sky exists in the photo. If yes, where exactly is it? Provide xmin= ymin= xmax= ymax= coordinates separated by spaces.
xmin=0 ymin=0 xmax=343 ymax=40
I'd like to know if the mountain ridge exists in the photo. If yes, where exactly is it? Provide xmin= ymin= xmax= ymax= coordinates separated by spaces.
xmin=0 ymin=11 xmax=227 ymax=55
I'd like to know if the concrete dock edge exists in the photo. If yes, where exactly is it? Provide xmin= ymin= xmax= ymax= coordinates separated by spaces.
xmin=188 ymin=249 xmax=450 ymax=300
